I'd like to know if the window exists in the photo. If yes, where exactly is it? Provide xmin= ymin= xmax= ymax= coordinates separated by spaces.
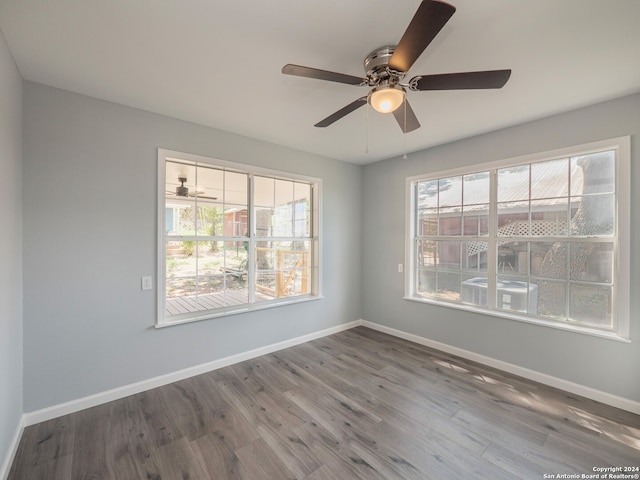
xmin=157 ymin=149 xmax=320 ymax=326
xmin=406 ymin=137 xmax=630 ymax=340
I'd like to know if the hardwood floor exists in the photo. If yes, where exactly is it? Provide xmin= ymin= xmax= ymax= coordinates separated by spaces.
xmin=9 ymin=327 xmax=640 ymax=479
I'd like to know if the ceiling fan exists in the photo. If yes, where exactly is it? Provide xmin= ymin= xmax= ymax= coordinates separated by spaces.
xmin=282 ymin=0 xmax=511 ymax=132
xmin=166 ymin=176 xmax=218 ymax=200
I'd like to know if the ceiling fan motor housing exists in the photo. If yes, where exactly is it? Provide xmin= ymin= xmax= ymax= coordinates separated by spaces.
xmin=176 ymin=176 xmax=189 ymax=196
xmin=364 ymin=46 xmax=395 ymax=75
xmin=364 ymin=46 xmax=405 ymax=86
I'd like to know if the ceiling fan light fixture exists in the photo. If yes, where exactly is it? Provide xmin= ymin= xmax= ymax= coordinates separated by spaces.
xmin=369 ymin=85 xmax=405 ymax=113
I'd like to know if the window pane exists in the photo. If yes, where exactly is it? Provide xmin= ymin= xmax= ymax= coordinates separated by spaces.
xmin=417 ymin=208 xmax=438 ymax=236
xmin=417 ymin=240 xmax=436 ymax=267
xmin=166 ymin=205 xmax=195 ymax=236
xmin=497 ymin=241 xmax=523 ymax=274
xmin=255 ymin=241 xmax=276 ymax=299
xmin=570 ymin=194 xmax=614 ymax=236
xmin=498 ymin=165 xmax=529 ymax=202
xmin=437 ymin=241 xmax=461 ymax=269
xmin=438 ymin=176 xmax=462 ymax=207
xmin=166 ymin=162 xmax=196 ymax=199
xmin=437 ymin=271 xmax=461 ymax=302
xmin=417 ymin=180 xmax=439 ymax=209
xmin=196 ymin=204 xmax=224 ymax=236
xmin=438 ymin=206 xmax=462 ymax=236
xmin=497 ymin=202 xmax=529 ymax=236
xmin=293 ymin=200 xmax=310 ymax=237
xmin=535 ymin=279 xmax=566 ymax=319
xmin=572 ymin=151 xmax=614 ymax=195
xmin=463 ymin=206 xmax=488 ymax=236
xmin=196 ymin=166 xmax=223 ymax=201
xmin=274 ymin=205 xmax=293 ymax=237
xmin=255 ymin=206 xmax=274 ymax=237
xmin=224 ymin=207 xmax=248 ymax=237
xmin=569 ymin=242 xmax=613 ymax=284
xmin=166 ymin=241 xmax=197 ymax=277
xmin=294 ymin=183 xmax=311 ymax=237
xmin=417 ymin=269 xmax=436 ymax=299
xmin=463 ymin=241 xmax=488 ymax=271
xmin=196 ymin=241 xmax=219 ymax=276
xmin=569 ymin=284 xmax=612 ymax=327
xmin=461 ymin=276 xmax=488 ymax=307
xmin=530 ymin=241 xmax=567 ymax=279
xmin=275 ymin=179 xmax=294 ymax=208
xmin=531 ymin=158 xmax=568 ymax=199
xmin=196 ymin=276 xmax=224 ymax=309
xmin=463 ymin=172 xmax=489 ymax=204
xmin=496 ymin=277 xmax=537 ymax=314
xmin=254 ymin=176 xmax=274 ymax=207
xmin=530 ymin=200 xmax=569 ymax=235
xmin=165 ymin=277 xmax=196 ymax=307
xmin=275 ymin=242 xmax=310 ymax=296
xmin=225 ymin=171 xmax=248 ymax=206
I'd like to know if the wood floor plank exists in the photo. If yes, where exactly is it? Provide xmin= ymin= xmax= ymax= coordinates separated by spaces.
xmin=69 ymin=402 xmax=116 ymax=479
xmin=144 ymin=436 xmax=209 ymax=479
xmin=190 ymin=433 xmax=242 ymax=480
xmin=234 ymin=437 xmax=296 ymax=480
xmin=292 ymin=421 xmax=390 ymax=480
xmin=8 ymin=413 xmax=75 ymax=472
xmin=9 ymin=326 xmax=640 ymax=479
xmin=303 ymin=464 xmax=344 ymax=480
xmin=9 ymin=454 xmax=73 ymax=480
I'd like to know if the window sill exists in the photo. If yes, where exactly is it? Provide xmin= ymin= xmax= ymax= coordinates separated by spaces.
xmin=403 ymin=295 xmax=630 ymax=343
xmin=156 ymin=294 xmax=324 ymax=328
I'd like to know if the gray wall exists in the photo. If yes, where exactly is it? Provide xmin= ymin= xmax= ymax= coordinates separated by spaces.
xmin=22 ymin=82 xmax=362 ymax=412
xmin=362 ymin=93 xmax=640 ymax=402
xmin=0 ymin=28 xmax=23 ymax=472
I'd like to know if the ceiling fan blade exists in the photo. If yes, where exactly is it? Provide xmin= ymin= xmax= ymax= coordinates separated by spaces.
xmin=389 ymin=0 xmax=456 ymax=73
xmin=315 ymin=97 xmax=368 ymax=128
xmin=410 ymin=69 xmax=512 ymax=90
xmin=392 ymin=99 xmax=421 ymax=133
xmin=189 ymin=194 xmax=218 ymax=200
xmin=282 ymin=64 xmax=366 ymax=86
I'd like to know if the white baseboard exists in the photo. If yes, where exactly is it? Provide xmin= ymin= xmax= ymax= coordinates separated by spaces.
xmin=359 ymin=320 xmax=640 ymax=415
xmin=23 ymin=320 xmax=362 ymax=426
xmin=1 ymin=416 xmax=24 ymax=480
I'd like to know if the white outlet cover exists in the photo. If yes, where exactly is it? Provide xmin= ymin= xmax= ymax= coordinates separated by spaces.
xmin=141 ymin=276 xmax=153 ymax=290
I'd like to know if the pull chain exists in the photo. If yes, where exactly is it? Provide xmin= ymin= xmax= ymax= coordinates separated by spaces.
xmin=402 ymin=99 xmax=408 ymax=160
xmin=365 ymin=99 xmax=369 ymax=154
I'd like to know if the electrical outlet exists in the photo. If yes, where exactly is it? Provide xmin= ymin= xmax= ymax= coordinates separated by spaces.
xmin=141 ymin=276 xmax=153 ymax=291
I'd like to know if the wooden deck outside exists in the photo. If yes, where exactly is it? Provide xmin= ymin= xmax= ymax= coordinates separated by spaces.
xmin=166 ymin=288 xmax=271 ymax=316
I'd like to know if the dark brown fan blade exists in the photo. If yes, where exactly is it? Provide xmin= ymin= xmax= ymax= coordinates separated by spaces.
xmin=392 ymin=99 xmax=421 ymax=133
xmin=315 ymin=97 xmax=368 ymax=127
xmin=389 ymin=0 xmax=456 ymax=73
xmin=410 ymin=70 xmax=512 ymax=90
xmin=282 ymin=64 xmax=366 ymax=86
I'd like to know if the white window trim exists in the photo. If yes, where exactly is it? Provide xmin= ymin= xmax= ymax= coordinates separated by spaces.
xmin=157 ymin=148 xmax=322 ymax=327
xmin=405 ymin=136 xmax=631 ymax=342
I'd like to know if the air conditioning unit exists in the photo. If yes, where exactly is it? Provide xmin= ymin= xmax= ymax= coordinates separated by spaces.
xmin=461 ymin=277 xmax=537 ymax=313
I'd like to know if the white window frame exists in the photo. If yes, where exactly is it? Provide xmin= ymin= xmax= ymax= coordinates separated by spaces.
xmin=157 ymin=149 xmax=322 ymax=327
xmin=405 ymin=137 xmax=630 ymax=341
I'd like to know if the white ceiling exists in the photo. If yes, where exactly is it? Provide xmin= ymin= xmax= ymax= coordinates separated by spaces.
xmin=1 ymin=0 xmax=639 ymax=164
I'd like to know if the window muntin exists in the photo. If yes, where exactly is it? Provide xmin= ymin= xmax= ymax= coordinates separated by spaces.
xmin=158 ymin=151 xmax=320 ymax=326
xmin=408 ymin=138 xmax=629 ymax=339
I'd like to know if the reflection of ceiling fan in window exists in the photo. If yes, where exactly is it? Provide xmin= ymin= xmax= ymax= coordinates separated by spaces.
xmin=166 ymin=176 xmax=218 ymax=200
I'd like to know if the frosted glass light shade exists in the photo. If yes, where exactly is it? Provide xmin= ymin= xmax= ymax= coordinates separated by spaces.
xmin=370 ymin=86 xmax=405 ymax=113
